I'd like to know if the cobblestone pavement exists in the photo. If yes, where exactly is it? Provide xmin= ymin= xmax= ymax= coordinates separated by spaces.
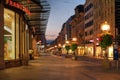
xmin=0 ymin=54 xmax=120 ymax=80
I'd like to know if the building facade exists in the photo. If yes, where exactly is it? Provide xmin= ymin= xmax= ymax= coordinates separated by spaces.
xmin=0 ymin=0 xmax=30 ymax=68
xmin=54 ymin=5 xmax=84 ymax=56
xmin=70 ymin=5 xmax=84 ymax=55
xmin=84 ymin=0 xmax=94 ymax=56
xmin=93 ymin=0 xmax=115 ymax=58
xmin=84 ymin=0 xmax=120 ymax=59
xmin=0 ymin=0 xmax=50 ymax=69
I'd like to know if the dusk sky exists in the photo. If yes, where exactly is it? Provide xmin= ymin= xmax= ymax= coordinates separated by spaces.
xmin=45 ymin=0 xmax=85 ymax=40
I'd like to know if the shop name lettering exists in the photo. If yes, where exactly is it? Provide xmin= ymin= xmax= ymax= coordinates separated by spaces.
xmin=7 ymin=0 xmax=30 ymax=15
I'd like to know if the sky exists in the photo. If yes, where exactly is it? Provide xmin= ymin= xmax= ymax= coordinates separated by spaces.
xmin=45 ymin=0 xmax=85 ymax=40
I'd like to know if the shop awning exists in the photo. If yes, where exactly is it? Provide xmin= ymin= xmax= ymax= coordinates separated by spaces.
xmin=13 ymin=0 xmax=50 ymax=35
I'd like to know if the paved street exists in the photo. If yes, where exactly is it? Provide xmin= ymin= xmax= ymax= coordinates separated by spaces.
xmin=0 ymin=54 xmax=120 ymax=80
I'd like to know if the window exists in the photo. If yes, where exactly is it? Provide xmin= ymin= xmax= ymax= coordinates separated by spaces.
xmin=4 ymin=8 xmax=20 ymax=60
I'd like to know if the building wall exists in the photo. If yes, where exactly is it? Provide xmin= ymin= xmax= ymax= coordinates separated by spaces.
xmin=84 ymin=0 xmax=94 ymax=56
xmin=0 ymin=1 xmax=30 ymax=68
xmin=76 ymin=12 xmax=85 ymax=55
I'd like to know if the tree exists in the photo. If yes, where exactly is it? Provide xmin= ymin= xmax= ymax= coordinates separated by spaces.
xmin=99 ymin=33 xmax=113 ymax=60
xmin=58 ymin=47 xmax=62 ymax=51
xmin=65 ymin=45 xmax=70 ymax=55
xmin=58 ymin=47 xmax=62 ymax=55
xmin=71 ymin=43 xmax=78 ymax=59
xmin=99 ymin=34 xmax=113 ymax=69
xmin=99 ymin=34 xmax=113 ymax=50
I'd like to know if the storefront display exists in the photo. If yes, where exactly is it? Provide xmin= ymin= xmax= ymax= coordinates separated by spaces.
xmin=4 ymin=8 xmax=19 ymax=60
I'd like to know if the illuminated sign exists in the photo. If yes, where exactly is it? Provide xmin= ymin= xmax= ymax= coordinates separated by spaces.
xmin=6 ymin=0 xmax=30 ymax=15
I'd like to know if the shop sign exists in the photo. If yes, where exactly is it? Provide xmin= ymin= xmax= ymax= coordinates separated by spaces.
xmin=6 ymin=0 xmax=30 ymax=15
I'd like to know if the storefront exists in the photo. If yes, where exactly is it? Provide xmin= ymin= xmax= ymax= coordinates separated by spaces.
xmin=0 ymin=0 xmax=50 ymax=69
xmin=84 ymin=44 xmax=94 ymax=56
xmin=0 ymin=0 xmax=30 ymax=69
xmin=4 ymin=8 xmax=20 ymax=60
xmin=77 ymin=46 xmax=85 ymax=55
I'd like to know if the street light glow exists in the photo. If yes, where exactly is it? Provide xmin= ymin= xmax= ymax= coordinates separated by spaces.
xmin=72 ymin=38 xmax=77 ymax=41
xmin=101 ymin=21 xmax=110 ymax=32
xmin=66 ymin=40 xmax=69 ymax=44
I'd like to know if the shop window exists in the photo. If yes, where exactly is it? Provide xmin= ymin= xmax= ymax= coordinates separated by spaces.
xmin=4 ymin=8 xmax=19 ymax=60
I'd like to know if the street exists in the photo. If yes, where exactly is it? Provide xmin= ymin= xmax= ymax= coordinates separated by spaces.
xmin=0 ymin=54 xmax=120 ymax=80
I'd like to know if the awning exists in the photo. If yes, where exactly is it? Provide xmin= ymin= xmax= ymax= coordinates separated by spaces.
xmin=12 ymin=0 xmax=50 ymax=35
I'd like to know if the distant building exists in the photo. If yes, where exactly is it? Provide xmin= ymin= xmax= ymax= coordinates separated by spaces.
xmin=72 ymin=5 xmax=84 ymax=55
xmin=54 ymin=5 xmax=84 ymax=55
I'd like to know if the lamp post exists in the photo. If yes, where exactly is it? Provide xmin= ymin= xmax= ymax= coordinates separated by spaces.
xmin=100 ymin=21 xmax=113 ymax=69
xmin=100 ymin=21 xmax=111 ymax=58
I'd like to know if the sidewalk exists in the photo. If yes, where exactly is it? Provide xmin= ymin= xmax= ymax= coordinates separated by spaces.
xmin=55 ymin=54 xmax=103 ymax=64
xmin=54 ymin=54 xmax=120 ymax=72
xmin=76 ymin=56 xmax=120 ymax=70
xmin=0 ymin=54 xmax=120 ymax=80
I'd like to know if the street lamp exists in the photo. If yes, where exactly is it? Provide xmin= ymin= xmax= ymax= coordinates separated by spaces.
xmin=101 ymin=21 xmax=119 ymax=70
xmin=58 ymin=43 xmax=62 ymax=56
xmin=66 ymin=40 xmax=70 ymax=44
xmin=58 ymin=44 xmax=61 ymax=47
xmin=100 ymin=21 xmax=113 ymax=69
xmin=72 ymin=38 xmax=77 ymax=42
xmin=100 ymin=21 xmax=111 ymax=57
xmin=101 ymin=21 xmax=110 ymax=33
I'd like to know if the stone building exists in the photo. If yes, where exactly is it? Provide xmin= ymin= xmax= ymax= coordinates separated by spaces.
xmin=84 ymin=0 xmax=120 ymax=59
xmin=69 ymin=5 xmax=84 ymax=55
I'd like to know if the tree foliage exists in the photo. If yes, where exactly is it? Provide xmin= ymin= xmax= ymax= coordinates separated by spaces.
xmin=99 ymin=34 xmax=113 ymax=49
xmin=58 ymin=47 xmax=62 ymax=51
xmin=71 ymin=43 xmax=78 ymax=51
xmin=65 ymin=45 xmax=70 ymax=51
